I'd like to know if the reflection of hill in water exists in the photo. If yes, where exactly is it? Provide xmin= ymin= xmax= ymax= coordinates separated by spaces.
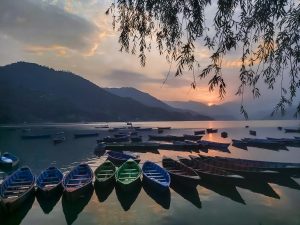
xmin=142 ymin=181 xmax=171 ymax=209
xmin=115 ymin=181 xmax=142 ymax=211
xmin=0 ymin=193 xmax=35 ymax=225
xmin=62 ymin=186 xmax=94 ymax=225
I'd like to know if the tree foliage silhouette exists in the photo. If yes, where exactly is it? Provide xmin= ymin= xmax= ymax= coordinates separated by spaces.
xmin=106 ymin=0 xmax=300 ymax=118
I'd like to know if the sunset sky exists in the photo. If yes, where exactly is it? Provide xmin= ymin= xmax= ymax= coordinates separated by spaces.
xmin=0 ymin=0 xmax=295 ymax=107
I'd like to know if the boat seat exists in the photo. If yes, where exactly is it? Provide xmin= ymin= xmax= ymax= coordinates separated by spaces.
xmin=119 ymin=172 xmax=139 ymax=175
xmin=123 ymin=168 xmax=139 ymax=171
xmin=147 ymin=175 xmax=164 ymax=178
xmin=69 ymin=178 xmax=89 ymax=181
xmin=99 ymin=169 xmax=114 ymax=172
xmin=41 ymin=181 xmax=59 ymax=185
xmin=3 ymin=195 xmax=19 ymax=199
xmin=118 ymin=177 xmax=135 ymax=181
xmin=10 ymin=181 xmax=32 ymax=185
xmin=145 ymin=172 xmax=162 ymax=175
xmin=7 ymin=185 xmax=31 ymax=190
xmin=66 ymin=183 xmax=82 ymax=187
xmin=44 ymin=184 xmax=57 ymax=187
xmin=73 ymin=174 xmax=88 ymax=177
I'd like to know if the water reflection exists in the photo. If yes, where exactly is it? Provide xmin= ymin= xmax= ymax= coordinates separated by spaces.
xmin=142 ymin=181 xmax=171 ymax=209
xmin=199 ymin=180 xmax=245 ymax=204
xmin=94 ymin=182 xmax=115 ymax=203
xmin=36 ymin=189 xmax=63 ymax=214
xmin=0 ymin=193 xmax=35 ymax=225
xmin=170 ymin=183 xmax=202 ymax=209
xmin=235 ymin=179 xmax=280 ymax=199
xmin=62 ymin=185 xmax=94 ymax=225
xmin=115 ymin=181 xmax=142 ymax=211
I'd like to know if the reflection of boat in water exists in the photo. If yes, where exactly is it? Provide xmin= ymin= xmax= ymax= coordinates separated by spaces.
xmin=62 ymin=185 xmax=93 ymax=225
xmin=36 ymin=188 xmax=62 ymax=214
xmin=234 ymin=179 xmax=280 ymax=199
xmin=198 ymin=180 xmax=245 ymax=204
xmin=115 ymin=181 xmax=142 ymax=211
xmin=170 ymin=182 xmax=202 ymax=209
xmin=143 ymin=180 xmax=171 ymax=209
xmin=0 ymin=192 xmax=35 ymax=225
xmin=94 ymin=182 xmax=114 ymax=203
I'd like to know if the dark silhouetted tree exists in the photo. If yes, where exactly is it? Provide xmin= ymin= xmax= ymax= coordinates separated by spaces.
xmin=106 ymin=0 xmax=300 ymax=119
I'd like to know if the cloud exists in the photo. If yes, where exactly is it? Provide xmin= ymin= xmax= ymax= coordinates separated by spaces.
xmin=0 ymin=0 xmax=102 ymax=55
xmin=103 ymin=69 xmax=163 ymax=88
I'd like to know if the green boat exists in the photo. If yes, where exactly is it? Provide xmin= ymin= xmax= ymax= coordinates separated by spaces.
xmin=94 ymin=160 xmax=116 ymax=186
xmin=115 ymin=159 xmax=142 ymax=190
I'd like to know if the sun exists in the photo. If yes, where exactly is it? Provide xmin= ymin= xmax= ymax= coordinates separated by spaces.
xmin=207 ymin=103 xmax=214 ymax=107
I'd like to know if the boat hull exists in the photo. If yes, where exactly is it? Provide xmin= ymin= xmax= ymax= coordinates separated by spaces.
xmin=63 ymin=182 xmax=93 ymax=201
xmin=1 ymin=186 xmax=35 ymax=213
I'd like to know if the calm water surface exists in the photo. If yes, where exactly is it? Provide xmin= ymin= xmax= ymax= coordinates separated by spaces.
xmin=0 ymin=120 xmax=300 ymax=225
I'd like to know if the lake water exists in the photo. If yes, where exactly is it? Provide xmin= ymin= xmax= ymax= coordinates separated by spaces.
xmin=0 ymin=120 xmax=300 ymax=225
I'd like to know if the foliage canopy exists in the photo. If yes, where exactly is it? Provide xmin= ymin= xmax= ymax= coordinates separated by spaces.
xmin=106 ymin=0 xmax=300 ymax=118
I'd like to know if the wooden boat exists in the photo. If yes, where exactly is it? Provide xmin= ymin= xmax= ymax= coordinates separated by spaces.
xmin=267 ymin=137 xmax=300 ymax=146
xmin=0 ymin=152 xmax=19 ymax=169
xmin=21 ymin=134 xmax=51 ymax=139
xmin=142 ymin=161 xmax=170 ymax=191
xmin=162 ymin=157 xmax=200 ymax=187
xmin=197 ymin=140 xmax=230 ymax=152
xmin=102 ymin=136 xmax=130 ymax=143
xmin=159 ymin=141 xmax=208 ymax=153
xmin=95 ymin=125 xmax=109 ymax=129
xmin=249 ymin=130 xmax=257 ymax=136
xmin=105 ymin=142 xmax=159 ymax=153
xmin=295 ymin=136 xmax=300 ymax=140
xmin=114 ymin=133 xmax=128 ymax=138
xmin=115 ymin=159 xmax=142 ymax=190
xmin=221 ymin=132 xmax=228 ymax=138
xmin=94 ymin=160 xmax=116 ymax=186
xmin=178 ymin=156 xmax=244 ymax=183
xmin=106 ymin=151 xmax=140 ymax=166
xmin=206 ymin=128 xmax=218 ymax=133
xmin=135 ymin=127 xmax=153 ymax=131
xmin=0 ymin=167 xmax=35 ymax=212
xmin=198 ymin=155 xmax=283 ymax=178
xmin=194 ymin=130 xmax=205 ymax=135
xmin=130 ymin=136 xmax=142 ymax=142
xmin=204 ymin=155 xmax=300 ymax=173
xmin=74 ymin=133 xmax=99 ymax=138
xmin=284 ymin=128 xmax=300 ymax=133
xmin=183 ymin=134 xmax=203 ymax=141
xmin=242 ymin=138 xmax=286 ymax=150
xmin=62 ymin=164 xmax=93 ymax=200
xmin=148 ymin=135 xmax=185 ymax=142
xmin=157 ymin=127 xmax=171 ymax=130
xmin=231 ymin=139 xmax=248 ymax=150
xmin=53 ymin=136 xmax=66 ymax=144
xmin=36 ymin=167 xmax=63 ymax=195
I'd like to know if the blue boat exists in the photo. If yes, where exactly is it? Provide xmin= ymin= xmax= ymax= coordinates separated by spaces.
xmin=36 ymin=167 xmax=64 ymax=195
xmin=106 ymin=151 xmax=140 ymax=166
xmin=0 ymin=152 xmax=19 ymax=169
xmin=74 ymin=133 xmax=99 ymax=138
xmin=142 ymin=161 xmax=170 ymax=191
xmin=0 ymin=167 xmax=35 ymax=212
xmin=62 ymin=164 xmax=93 ymax=200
